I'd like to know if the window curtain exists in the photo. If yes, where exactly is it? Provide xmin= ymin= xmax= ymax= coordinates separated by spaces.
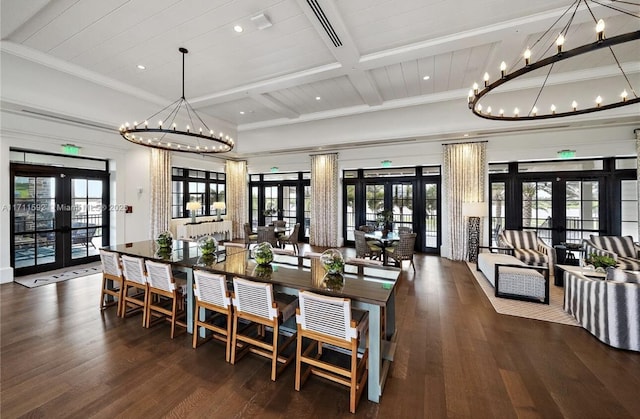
xmin=310 ymin=153 xmax=339 ymax=247
xmin=442 ymin=142 xmax=487 ymax=260
xmin=226 ymin=160 xmax=248 ymax=239
xmin=149 ymin=148 xmax=171 ymax=240
xmin=636 ymin=130 xmax=640 ymax=241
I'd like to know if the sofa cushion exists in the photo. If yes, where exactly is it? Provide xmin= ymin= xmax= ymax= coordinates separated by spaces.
xmin=513 ymin=248 xmax=548 ymax=266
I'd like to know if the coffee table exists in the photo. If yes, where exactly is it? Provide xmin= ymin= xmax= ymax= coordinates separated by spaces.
xmin=556 ymin=264 xmax=606 ymax=286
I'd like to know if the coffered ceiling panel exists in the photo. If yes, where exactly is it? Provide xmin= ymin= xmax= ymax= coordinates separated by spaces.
xmin=1 ymin=0 xmax=638 ymax=139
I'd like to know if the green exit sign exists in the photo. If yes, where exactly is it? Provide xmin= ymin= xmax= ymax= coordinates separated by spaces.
xmin=62 ymin=144 xmax=80 ymax=155
xmin=557 ymin=149 xmax=576 ymax=159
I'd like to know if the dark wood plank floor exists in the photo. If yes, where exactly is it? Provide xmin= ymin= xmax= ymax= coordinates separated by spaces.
xmin=2 ymin=250 xmax=639 ymax=418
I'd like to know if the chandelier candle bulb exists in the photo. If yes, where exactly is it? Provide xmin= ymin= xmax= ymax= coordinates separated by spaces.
xmin=514 ymin=107 xmax=519 ymax=117
xmin=532 ymin=106 xmax=538 ymax=116
xmin=473 ymin=82 xmax=479 ymax=94
xmin=499 ymin=109 xmax=504 ymax=116
xmin=486 ymin=106 xmax=492 ymax=114
xmin=556 ymin=34 xmax=565 ymax=54
xmin=572 ymin=100 xmax=578 ymax=111
xmin=621 ymin=90 xmax=628 ymax=101
xmin=596 ymin=96 xmax=602 ymax=107
xmin=524 ymin=48 xmax=531 ymax=66
xmin=551 ymin=104 xmax=556 ymax=114
xmin=596 ymin=19 xmax=605 ymax=41
xmin=500 ymin=61 xmax=507 ymax=78
xmin=483 ymin=72 xmax=490 ymax=87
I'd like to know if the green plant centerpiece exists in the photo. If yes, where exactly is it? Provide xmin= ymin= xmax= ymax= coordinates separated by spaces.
xmin=252 ymin=242 xmax=274 ymax=265
xmin=253 ymin=263 xmax=273 ymax=280
xmin=376 ymin=209 xmax=394 ymax=234
xmin=197 ymin=235 xmax=218 ymax=256
xmin=586 ymin=253 xmax=617 ymax=272
xmin=320 ymin=249 xmax=345 ymax=274
xmin=156 ymin=231 xmax=173 ymax=249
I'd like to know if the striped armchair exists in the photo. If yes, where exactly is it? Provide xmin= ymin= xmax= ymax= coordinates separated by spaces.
xmin=497 ymin=230 xmax=556 ymax=276
xmin=583 ymin=235 xmax=640 ymax=271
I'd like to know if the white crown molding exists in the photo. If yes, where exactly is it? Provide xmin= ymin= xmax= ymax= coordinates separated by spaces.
xmin=0 ymin=41 xmax=168 ymax=106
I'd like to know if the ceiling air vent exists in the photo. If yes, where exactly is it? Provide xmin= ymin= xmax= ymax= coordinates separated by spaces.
xmin=306 ymin=0 xmax=342 ymax=47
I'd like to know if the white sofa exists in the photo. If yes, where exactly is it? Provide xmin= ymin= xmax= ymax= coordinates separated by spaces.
xmin=477 ymin=251 xmax=549 ymax=304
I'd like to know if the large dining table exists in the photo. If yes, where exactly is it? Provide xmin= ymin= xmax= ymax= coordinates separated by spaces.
xmin=104 ymin=239 xmax=400 ymax=403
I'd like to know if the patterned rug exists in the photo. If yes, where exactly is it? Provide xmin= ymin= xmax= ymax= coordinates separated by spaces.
xmin=467 ymin=262 xmax=579 ymax=326
xmin=15 ymin=262 xmax=101 ymax=288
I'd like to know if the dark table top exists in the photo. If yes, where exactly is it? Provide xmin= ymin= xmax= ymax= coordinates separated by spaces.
xmin=105 ymin=240 xmax=399 ymax=306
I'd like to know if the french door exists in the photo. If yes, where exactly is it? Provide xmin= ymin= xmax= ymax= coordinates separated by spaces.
xmin=11 ymin=164 xmax=109 ymax=276
xmin=249 ymin=180 xmax=310 ymax=241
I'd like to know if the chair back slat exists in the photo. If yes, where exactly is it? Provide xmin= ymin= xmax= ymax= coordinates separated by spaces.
xmin=145 ymin=260 xmax=175 ymax=292
xmin=232 ymin=277 xmax=277 ymax=319
xmin=354 ymin=230 xmax=373 ymax=258
xmin=100 ymin=249 xmax=121 ymax=276
xmin=194 ymin=270 xmax=230 ymax=308
xmin=297 ymin=291 xmax=355 ymax=341
xmin=394 ymin=233 xmax=417 ymax=258
xmin=121 ymin=255 xmax=146 ymax=285
xmin=257 ymin=226 xmax=278 ymax=247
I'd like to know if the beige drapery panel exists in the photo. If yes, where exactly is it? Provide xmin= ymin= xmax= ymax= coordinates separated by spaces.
xmin=149 ymin=148 xmax=171 ymax=240
xmin=636 ymin=130 xmax=640 ymax=241
xmin=310 ymin=153 xmax=339 ymax=247
xmin=442 ymin=142 xmax=487 ymax=260
xmin=226 ymin=160 xmax=248 ymax=239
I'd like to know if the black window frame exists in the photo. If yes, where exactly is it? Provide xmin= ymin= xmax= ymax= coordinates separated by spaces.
xmin=171 ymin=167 xmax=226 ymax=219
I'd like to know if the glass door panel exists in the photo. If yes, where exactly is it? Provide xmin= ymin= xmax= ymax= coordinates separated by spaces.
xmin=345 ymin=185 xmax=356 ymax=241
xmin=13 ymin=176 xmax=58 ymax=270
xmin=365 ymin=184 xmax=384 ymax=226
xmin=264 ymin=186 xmax=278 ymax=225
xmin=565 ymin=180 xmax=599 ymax=244
xmin=392 ymin=183 xmax=413 ymax=233
xmin=621 ymin=180 xmax=638 ymax=239
xmin=71 ymin=178 xmax=104 ymax=260
xmin=424 ymin=183 xmax=438 ymax=249
xmin=282 ymin=185 xmax=297 ymax=228
xmin=522 ymin=181 xmax=553 ymax=245
xmin=491 ymin=182 xmax=506 ymax=245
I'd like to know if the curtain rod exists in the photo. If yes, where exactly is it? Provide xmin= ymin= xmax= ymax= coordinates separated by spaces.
xmin=441 ymin=140 xmax=488 ymax=146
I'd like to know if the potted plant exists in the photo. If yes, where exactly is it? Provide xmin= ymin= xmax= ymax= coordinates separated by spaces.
xmin=252 ymin=242 xmax=274 ymax=265
xmin=585 ymin=253 xmax=617 ymax=272
xmin=376 ymin=209 xmax=394 ymax=234
xmin=197 ymin=235 xmax=218 ymax=256
xmin=156 ymin=231 xmax=173 ymax=249
xmin=320 ymin=249 xmax=345 ymax=274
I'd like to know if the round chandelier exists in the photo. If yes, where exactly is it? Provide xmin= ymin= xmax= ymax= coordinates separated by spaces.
xmin=119 ymin=48 xmax=234 ymax=153
xmin=468 ymin=0 xmax=640 ymax=121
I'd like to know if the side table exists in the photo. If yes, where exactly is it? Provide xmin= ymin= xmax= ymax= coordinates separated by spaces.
xmin=554 ymin=244 xmax=583 ymax=286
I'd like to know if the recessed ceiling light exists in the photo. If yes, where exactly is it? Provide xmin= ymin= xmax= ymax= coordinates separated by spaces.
xmin=137 ymin=64 xmax=146 ymax=70
xmin=422 ymin=75 xmax=430 ymax=80
xmin=315 ymin=96 xmax=321 ymax=101
xmin=240 ymin=111 xmax=245 ymax=115
xmin=234 ymin=25 xmax=243 ymax=33
xmin=463 ymin=133 xmax=469 ymax=137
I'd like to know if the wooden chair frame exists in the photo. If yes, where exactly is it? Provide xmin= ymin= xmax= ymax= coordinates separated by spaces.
xmin=230 ymin=277 xmax=298 ymax=381
xmin=99 ymin=249 xmax=124 ymax=315
xmin=192 ymin=270 xmax=233 ymax=361
xmin=144 ymin=260 xmax=187 ymax=339
xmin=120 ymin=255 xmax=148 ymax=326
xmin=295 ymin=290 xmax=369 ymax=414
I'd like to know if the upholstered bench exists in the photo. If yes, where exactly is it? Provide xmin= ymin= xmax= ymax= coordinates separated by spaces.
xmin=477 ymin=252 xmax=549 ymax=304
